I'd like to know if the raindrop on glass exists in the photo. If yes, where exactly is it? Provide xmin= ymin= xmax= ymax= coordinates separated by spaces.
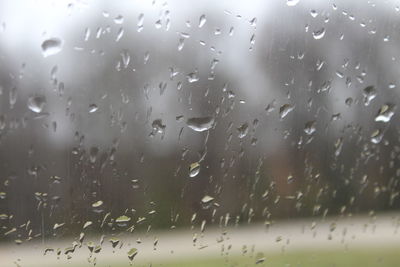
xmin=312 ymin=28 xmax=325 ymax=39
xmin=237 ymin=122 xmax=249 ymax=138
xmin=114 ymin=15 xmax=124 ymax=24
xmin=304 ymin=120 xmax=316 ymax=135
xmin=186 ymin=116 xmax=214 ymax=132
xmin=89 ymin=104 xmax=98 ymax=113
xmin=279 ymin=104 xmax=294 ymax=119
xmin=199 ymin=14 xmax=206 ymax=28
xmin=375 ymin=104 xmax=395 ymax=122
xmin=287 ymin=0 xmax=300 ymax=6
xmin=189 ymin=162 xmax=200 ymax=177
xmin=41 ymin=38 xmax=63 ymax=57
xmin=363 ymin=86 xmax=377 ymax=106
xmin=27 ymin=95 xmax=46 ymax=113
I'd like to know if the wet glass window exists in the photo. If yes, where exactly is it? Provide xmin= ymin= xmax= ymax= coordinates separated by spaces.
xmin=0 ymin=0 xmax=400 ymax=266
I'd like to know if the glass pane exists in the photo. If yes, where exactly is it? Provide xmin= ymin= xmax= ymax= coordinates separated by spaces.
xmin=0 ymin=0 xmax=399 ymax=266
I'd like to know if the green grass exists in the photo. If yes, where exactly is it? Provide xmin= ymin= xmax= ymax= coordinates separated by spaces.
xmin=128 ymin=249 xmax=400 ymax=267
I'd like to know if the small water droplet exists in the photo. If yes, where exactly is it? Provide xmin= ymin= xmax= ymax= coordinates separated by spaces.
xmin=187 ymin=72 xmax=199 ymax=83
xmin=249 ymin=17 xmax=257 ymax=27
xmin=189 ymin=162 xmax=200 ymax=177
xmin=27 ymin=95 xmax=46 ymax=113
xmin=201 ymin=195 xmax=214 ymax=209
xmin=116 ymin=215 xmax=131 ymax=226
xmin=371 ymin=129 xmax=383 ymax=144
xmin=114 ymin=15 xmax=124 ymax=24
xmin=155 ymin=19 xmax=162 ymax=29
xmin=41 ymin=38 xmax=63 ymax=57
xmin=199 ymin=14 xmax=206 ymax=28
xmin=363 ymin=86 xmax=377 ymax=106
xmin=109 ymin=237 xmax=120 ymax=248
xmin=137 ymin=13 xmax=144 ymax=32
xmin=84 ymin=28 xmax=90 ymax=41
xmin=287 ymin=0 xmax=300 ymax=6
xmin=304 ymin=120 xmax=316 ymax=135
xmin=53 ymin=223 xmax=65 ymax=230
xmin=151 ymin=119 xmax=166 ymax=136
xmin=237 ymin=122 xmax=249 ymax=138
xmin=345 ymin=97 xmax=353 ymax=106
xmin=92 ymin=200 xmax=103 ymax=208
xmin=287 ymin=175 xmax=294 ymax=184
xmin=255 ymin=252 xmax=265 ymax=264
xmin=83 ymin=221 xmax=93 ymax=229
xmin=127 ymin=247 xmax=138 ymax=261
xmin=279 ymin=104 xmax=294 ymax=119
xmin=375 ymin=104 xmax=395 ymax=122
xmin=310 ymin=9 xmax=318 ymax=17
xmin=186 ymin=116 xmax=214 ymax=132
xmin=312 ymin=28 xmax=325 ymax=39
xmin=116 ymin=27 xmax=124 ymax=42
xmin=89 ymin=104 xmax=98 ymax=113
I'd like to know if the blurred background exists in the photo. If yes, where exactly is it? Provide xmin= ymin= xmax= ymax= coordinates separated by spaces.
xmin=0 ymin=0 xmax=400 ymax=265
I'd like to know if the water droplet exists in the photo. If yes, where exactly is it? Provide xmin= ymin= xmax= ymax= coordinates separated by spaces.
xmin=144 ymin=51 xmax=150 ymax=64
xmin=249 ymin=17 xmax=257 ymax=27
xmin=201 ymin=195 xmax=214 ymax=204
xmin=155 ymin=19 xmax=162 ymax=29
xmin=84 ymin=28 xmax=90 ymax=41
xmin=279 ymin=104 xmax=294 ymax=119
xmin=250 ymin=34 xmax=256 ymax=46
xmin=304 ymin=120 xmax=316 ymax=135
xmin=201 ymin=195 xmax=214 ymax=209
xmin=44 ymin=248 xmax=54 ymax=255
xmin=83 ymin=221 xmax=93 ymax=229
xmin=199 ymin=14 xmax=206 ymax=28
xmin=187 ymin=72 xmax=199 ymax=83
xmin=345 ymin=97 xmax=353 ymax=106
xmin=237 ymin=122 xmax=249 ymax=138
xmin=127 ymin=247 xmax=138 ymax=261
xmin=86 ymin=241 xmax=95 ymax=253
xmin=109 ymin=237 xmax=120 ymax=248
xmin=116 ymin=27 xmax=124 ymax=42
xmin=89 ymin=104 xmax=98 ymax=113
xmin=92 ymin=200 xmax=103 ymax=208
xmin=371 ymin=129 xmax=383 ymax=144
xmin=228 ymin=27 xmax=235 ymax=36
xmin=331 ymin=113 xmax=341 ymax=121
xmin=114 ymin=15 xmax=124 ymax=24
xmin=312 ymin=28 xmax=325 ymax=39
xmin=310 ymin=9 xmax=318 ymax=18
xmin=375 ymin=104 xmax=395 ymax=122
xmin=255 ymin=252 xmax=265 ymax=264
xmin=116 ymin=215 xmax=131 ymax=223
xmin=151 ymin=119 xmax=166 ymax=136
xmin=186 ymin=116 xmax=214 ymax=132
xmin=41 ymin=38 xmax=63 ymax=57
xmin=287 ymin=0 xmax=300 ymax=6
xmin=9 ymin=87 xmax=17 ymax=109
xmin=27 ymin=95 xmax=46 ymax=113
xmin=137 ymin=13 xmax=144 ymax=32
xmin=363 ymin=86 xmax=377 ymax=106
xmin=189 ymin=162 xmax=200 ymax=177
xmin=178 ymin=38 xmax=185 ymax=50
xmin=53 ymin=223 xmax=65 ymax=230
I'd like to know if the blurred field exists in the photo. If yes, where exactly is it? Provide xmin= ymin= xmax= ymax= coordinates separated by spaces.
xmin=2 ymin=213 xmax=400 ymax=267
xmin=93 ymin=249 xmax=400 ymax=267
